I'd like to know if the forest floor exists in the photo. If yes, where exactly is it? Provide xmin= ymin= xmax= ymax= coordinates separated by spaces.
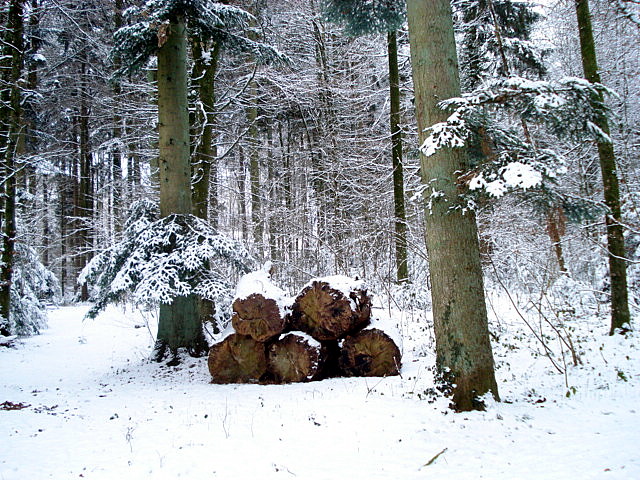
xmin=1 ymin=296 xmax=639 ymax=480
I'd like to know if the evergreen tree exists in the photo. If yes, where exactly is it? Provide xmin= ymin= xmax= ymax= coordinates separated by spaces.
xmin=453 ymin=0 xmax=546 ymax=91
xmin=111 ymin=0 xmax=283 ymax=361
xmin=0 ymin=0 xmax=25 ymax=335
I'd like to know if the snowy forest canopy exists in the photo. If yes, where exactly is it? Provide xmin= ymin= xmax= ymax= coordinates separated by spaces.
xmin=0 ymin=0 xmax=638 ymax=342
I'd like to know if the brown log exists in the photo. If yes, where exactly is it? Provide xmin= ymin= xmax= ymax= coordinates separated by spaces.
xmin=207 ymin=333 xmax=267 ymax=384
xmin=291 ymin=280 xmax=371 ymax=341
xmin=339 ymin=328 xmax=401 ymax=377
xmin=267 ymin=333 xmax=326 ymax=383
xmin=232 ymin=293 xmax=287 ymax=342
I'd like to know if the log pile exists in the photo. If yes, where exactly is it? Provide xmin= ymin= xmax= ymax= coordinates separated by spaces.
xmin=208 ymin=269 xmax=401 ymax=384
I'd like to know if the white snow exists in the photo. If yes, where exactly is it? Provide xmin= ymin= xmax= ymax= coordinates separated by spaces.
xmin=1 ymin=301 xmax=639 ymax=480
xmin=302 ymin=275 xmax=367 ymax=311
xmin=279 ymin=331 xmax=321 ymax=350
xmin=235 ymin=262 xmax=293 ymax=317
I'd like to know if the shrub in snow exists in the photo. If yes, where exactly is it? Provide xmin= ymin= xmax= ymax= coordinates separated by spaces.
xmin=80 ymin=199 xmax=255 ymax=325
xmin=0 ymin=244 xmax=59 ymax=336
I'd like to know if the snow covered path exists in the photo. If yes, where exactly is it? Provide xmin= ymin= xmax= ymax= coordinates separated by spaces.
xmin=1 ymin=305 xmax=639 ymax=479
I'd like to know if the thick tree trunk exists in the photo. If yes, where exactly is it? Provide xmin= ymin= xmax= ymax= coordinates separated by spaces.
xmin=0 ymin=0 xmax=24 ymax=329
xmin=387 ymin=31 xmax=409 ymax=284
xmin=575 ymin=0 xmax=631 ymax=335
xmin=190 ymin=39 xmax=220 ymax=330
xmin=154 ymin=19 xmax=207 ymax=359
xmin=190 ymin=39 xmax=219 ymax=224
xmin=407 ymin=0 xmax=499 ymax=411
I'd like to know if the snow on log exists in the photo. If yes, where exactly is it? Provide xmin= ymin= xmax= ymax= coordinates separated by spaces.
xmin=339 ymin=328 xmax=401 ymax=377
xmin=208 ymin=333 xmax=267 ymax=384
xmin=267 ymin=332 xmax=326 ymax=383
xmin=232 ymin=293 xmax=287 ymax=342
xmin=231 ymin=263 xmax=291 ymax=342
xmin=291 ymin=276 xmax=371 ymax=341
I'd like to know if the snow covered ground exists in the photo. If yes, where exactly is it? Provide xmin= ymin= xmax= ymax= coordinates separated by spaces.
xmin=1 ymin=299 xmax=638 ymax=479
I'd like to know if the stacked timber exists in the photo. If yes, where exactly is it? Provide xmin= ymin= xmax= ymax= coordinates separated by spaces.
xmin=208 ymin=266 xmax=402 ymax=384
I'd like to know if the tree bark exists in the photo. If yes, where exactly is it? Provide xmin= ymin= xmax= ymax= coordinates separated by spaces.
xmin=0 ymin=0 xmax=24 ymax=329
xmin=190 ymin=39 xmax=219 ymax=225
xmin=575 ymin=0 xmax=631 ymax=335
xmin=112 ymin=0 xmax=124 ymax=235
xmin=388 ymin=31 xmax=409 ymax=283
xmin=406 ymin=0 xmax=499 ymax=411
xmin=154 ymin=19 xmax=207 ymax=358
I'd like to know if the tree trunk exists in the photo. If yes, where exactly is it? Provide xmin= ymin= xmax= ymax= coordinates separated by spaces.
xmin=0 ymin=0 xmax=24 ymax=330
xmin=291 ymin=280 xmax=371 ymax=341
xmin=76 ymin=52 xmax=92 ymax=301
xmin=190 ymin=39 xmax=220 ymax=330
xmin=232 ymin=293 xmax=288 ymax=342
xmin=406 ymin=0 xmax=499 ymax=411
xmin=575 ymin=0 xmax=631 ymax=335
xmin=112 ymin=0 xmax=124 ymax=235
xmin=190 ymin=39 xmax=219 ymax=224
xmin=208 ymin=333 xmax=268 ymax=384
xmin=267 ymin=332 xmax=327 ymax=383
xmin=154 ymin=19 xmax=207 ymax=359
xmin=387 ymin=31 xmax=409 ymax=283
xmin=339 ymin=328 xmax=401 ymax=377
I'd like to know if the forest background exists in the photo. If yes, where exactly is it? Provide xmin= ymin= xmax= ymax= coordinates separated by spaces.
xmin=0 ymin=0 xmax=638 ymax=375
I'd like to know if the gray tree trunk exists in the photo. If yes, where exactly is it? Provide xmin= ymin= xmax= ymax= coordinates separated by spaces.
xmin=155 ymin=19 xmax=207 ymax=359
xmin=406 ymin=0 xmax=499 ymax=411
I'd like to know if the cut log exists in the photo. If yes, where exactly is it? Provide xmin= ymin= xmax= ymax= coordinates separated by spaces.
xmin=267 ymin=332 xmax=327 ymax=383
xmin=208 ymin=333 xmax=267 ymax=384
xmin=232 ymin=293 xmax=287 ymax=342
xmin=339 ymin=328 xmax=401 ymax=377
xmin=291 ymin=278 xmax=371 ymax=341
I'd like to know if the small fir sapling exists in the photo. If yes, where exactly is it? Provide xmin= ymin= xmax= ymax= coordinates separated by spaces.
xmin=0 ymin=244 xmax=59 ymax=337
xmin=79 ymin=200 xmax=255 ymax=329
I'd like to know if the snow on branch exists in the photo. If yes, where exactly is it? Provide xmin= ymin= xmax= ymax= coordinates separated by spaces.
xmin=615 ymin=0 xmax=640 ymax=28
xmin=419 ymin=76 xmax=615 ymax=198
xmin=80 ymin=199 xmax=256 ymax=321
xmin=112 ymin=0 xmax=286 ymax=76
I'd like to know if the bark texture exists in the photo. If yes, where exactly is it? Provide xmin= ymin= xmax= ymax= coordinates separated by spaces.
xmin=154 ymin=19 xmax=206 ymax=357
xmin=407 ymin=0 xmax=499 ymax=411
xmin=0 ymin=0 xmax=24 ymax=327
xmin=575 ymin=0 xmax=631 ymax=335
xmin=388 ymin=31 xmax=409 ymax=283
